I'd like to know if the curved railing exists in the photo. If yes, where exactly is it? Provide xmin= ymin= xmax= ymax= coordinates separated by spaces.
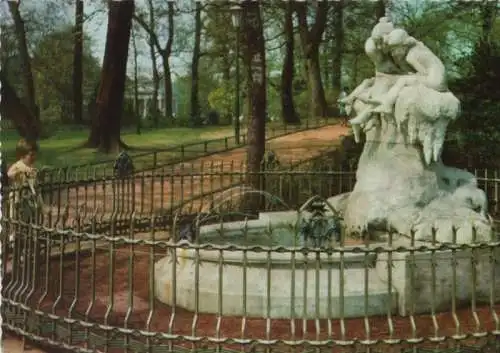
xmin=32 ymin=118 xmax=335 ymax=175
xmin=1 ymin=166 xmax=499 ymax=353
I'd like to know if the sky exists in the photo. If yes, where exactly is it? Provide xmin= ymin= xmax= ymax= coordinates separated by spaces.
xmin=84 ymin=1 xmax=191 ymax=78
xmin=0 ymin=0 xmax=191 ymax=79
xmin=84 ymin=1 xmax=190 ymax=78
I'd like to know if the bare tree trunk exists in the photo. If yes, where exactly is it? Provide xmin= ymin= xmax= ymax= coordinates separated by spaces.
xmin=0 ymin=71 xmax=40 ymax=140
xmin=322 ymin=43 xmax=329 ymax=91
xmin=132 ymin=26 xmax=141 ymax=135
xmin=296 ymin=2 xmax=329 ymax=118
xmin=221 ymin=49 xmax=231 ymax=123
xmin=162 ymin=3 xmax=175 ymax=120
xmin=242 ymin=0 xmax=266 ymax=202
xmin=133 ymin=2 xmax=174 ymax=122
xmin=162 ymin=55 xmax=173 ymax=120
xmin=331 ymin=0 xmax=344 ymax=92
xmin=86 ymin=82 xmax=100 ymax=146
xmin=190 ymin=1 xmax=202 ymax=126
xmin=73 ymin=0 xmax=84 ymax=124
xmin=281 ymin=1 xmax=299 ymax=125
xmin=352 ymin=54 xmax=359 ymax=89
xmin=8 ymin=1 xmax=39 ymax=123
xmin=304 ymin=50 xmax=327 ymax=116
xmin=476 ymin=0 xmax=497 ymax=76
xmin=146 ymin=0 xmax=160 ymax=127
xmin=85 ymin=0 xmax=134 ymax=153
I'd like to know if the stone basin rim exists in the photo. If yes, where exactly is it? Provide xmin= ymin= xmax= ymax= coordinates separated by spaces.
xmin=169 ymin=247 xmax=379 ymax=265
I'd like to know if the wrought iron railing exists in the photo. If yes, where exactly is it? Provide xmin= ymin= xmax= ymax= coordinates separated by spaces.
xmin=1 ymin=165 xmax=499 ymax=353
xmin=32 ymin=118 xmax=335 ymax=174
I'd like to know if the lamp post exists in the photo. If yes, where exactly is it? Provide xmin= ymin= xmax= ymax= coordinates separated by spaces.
xmin=230 ymin=3 xmax=242 ymax=145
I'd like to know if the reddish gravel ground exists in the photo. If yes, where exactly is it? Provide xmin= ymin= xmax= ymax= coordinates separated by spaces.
xmin=2 ymin=334 xmax=48 ymax=353
xmin=42 ymin=124 xmax=351 ymax=222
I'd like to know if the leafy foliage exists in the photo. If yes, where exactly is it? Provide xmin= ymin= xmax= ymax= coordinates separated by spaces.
xmin=31 ymin=26 xmax=101 ymax=124
xmin=446 ymin=48 xmax=500 ymax=168
xmin=207 ymin=84 xmax=235 ymax=124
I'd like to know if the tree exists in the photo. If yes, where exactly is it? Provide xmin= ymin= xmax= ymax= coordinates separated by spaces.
xmin=134 ymin=1 xmax=175 ymax=123
xmin=331 ymin=0 xmax=345 ymax=93
xmin=131 ymin=25 xmax=141 ymax=135
xmin=146 ymin=0 xmax=161 ymax=126
xmin=202 ymin=4 xmax=236 ymax=106
xmin=0 ymin=71 xmax=41 ymax=141
xmin=190 ymin=0 xmax=203 ymax=126
xmin=475 ymin=0 xmax=498 ymax=80
xmin=280 ymin=1 xmax=299 ymax=124
xmin=31 ymin=27 xmax=101 ymax=124
xmin=73 ymin=0 xmax=84 ymax=124
xmin=8 ymin=0 xmax=39 ymax=123
xmin=241 ymin=1 xmax=266 ymax=192
xmin=296 ymin=1 xmax=329 ymax=117
xmin=86 ymin=0 xmax=134 ymax=153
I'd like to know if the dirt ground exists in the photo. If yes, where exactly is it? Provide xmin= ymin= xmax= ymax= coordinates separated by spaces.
xmin=2 ymin=334 xmax=47 ymax=353
xmin=43 ymin=124 xmax=350 ymax=221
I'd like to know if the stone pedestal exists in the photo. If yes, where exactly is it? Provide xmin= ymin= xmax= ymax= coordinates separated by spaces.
xmin=374 ymin=240 xmax=500 ymax=316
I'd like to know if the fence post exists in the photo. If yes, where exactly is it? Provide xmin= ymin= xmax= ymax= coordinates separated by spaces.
xmin=181 ymin=145 xmax=185 ymax=161
xmin=153 ymin=151 xmax=158 ymax=170
xmin=204 ymin=141 xmax=208 ymax=153
xmin=225 ymin=137 xmax=228 ymax=150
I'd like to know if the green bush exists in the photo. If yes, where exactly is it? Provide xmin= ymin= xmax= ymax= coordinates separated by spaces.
xmin=208 ymin=85 xmax=234 ymax=125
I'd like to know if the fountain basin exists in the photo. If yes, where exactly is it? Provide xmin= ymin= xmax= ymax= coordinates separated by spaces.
xmin=155 ymin=211 xmax=500 ymax=318
xmin=155 ymin=211 xmax=396 ymax=319
xmin=375 ymin=239 xmax=500 ymax=315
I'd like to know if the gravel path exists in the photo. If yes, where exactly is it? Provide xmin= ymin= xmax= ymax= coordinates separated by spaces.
xmin=44 ymin=124 xmax=351 ymax=221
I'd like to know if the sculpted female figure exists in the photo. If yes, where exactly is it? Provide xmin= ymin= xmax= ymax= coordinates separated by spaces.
xmin=341 ymin=18 xmax=410 ymax=139
xmin=373 ymin=28 xmax=449 ymax=115
xmin=368 ymin=28 xmax=461 ymax=164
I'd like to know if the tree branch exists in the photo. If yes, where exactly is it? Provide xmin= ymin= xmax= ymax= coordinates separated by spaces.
xmin=132 ymin=13 xmax=163 ymax=53
xmin=164 ymin=3 xmax=174 ymax=56
xmin=310 ymin=1 xmax=328 ymax=43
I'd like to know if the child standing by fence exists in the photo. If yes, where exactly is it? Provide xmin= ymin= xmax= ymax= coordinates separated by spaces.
xmin=6 ymin=138 xmax=43 ymax=246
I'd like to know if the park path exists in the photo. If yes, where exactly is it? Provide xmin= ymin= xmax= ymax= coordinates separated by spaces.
xmin=46 ymin=124 xmax=351 ymax=224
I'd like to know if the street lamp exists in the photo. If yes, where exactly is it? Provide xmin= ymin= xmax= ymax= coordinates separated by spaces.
xmin=230 ymin=3 xmax=242 ymax=145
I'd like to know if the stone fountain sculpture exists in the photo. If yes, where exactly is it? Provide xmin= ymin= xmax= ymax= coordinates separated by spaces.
xmin=154 ymin=17 xmax=497 ymax=321
xmin=332 ymin=17 xmax=492 ymax=243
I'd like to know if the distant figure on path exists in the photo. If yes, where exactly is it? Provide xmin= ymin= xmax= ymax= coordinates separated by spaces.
xmin=337 ymin=87 xmax=349 ymax=126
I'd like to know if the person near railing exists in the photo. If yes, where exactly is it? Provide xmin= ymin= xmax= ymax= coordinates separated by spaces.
xmin=337 ymin=87 xmax=349 ymax=126
xmin=5 ymin=139 xmax=44 ymax=250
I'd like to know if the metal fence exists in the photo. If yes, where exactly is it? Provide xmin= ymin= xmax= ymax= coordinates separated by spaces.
xmin=38 ymin=118 xmax=335 ymax=174
xmin=1 ymin=164 xmax=500 ymax=353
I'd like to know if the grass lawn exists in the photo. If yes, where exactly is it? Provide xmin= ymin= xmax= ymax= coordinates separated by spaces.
xmin=1 ymin=120 xmax=321 ymax=171
xmin=1 ymin=125 xmax=238 ymax=169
